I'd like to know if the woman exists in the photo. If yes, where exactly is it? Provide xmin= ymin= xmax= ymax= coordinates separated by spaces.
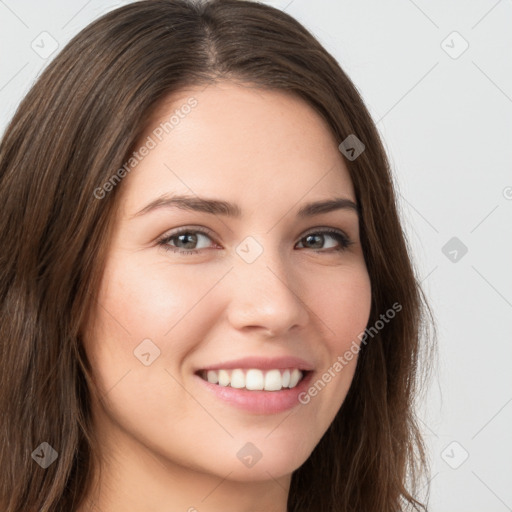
xmin=0 ymin=0 xmax=434 ymax=510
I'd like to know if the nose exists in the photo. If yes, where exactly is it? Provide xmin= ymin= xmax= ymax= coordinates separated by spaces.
xmin=225 ymin=244 xmax=310 ymax=337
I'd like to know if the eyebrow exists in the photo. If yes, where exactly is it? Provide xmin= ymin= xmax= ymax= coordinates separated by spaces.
xmin=131 ymin=194 xmax=360 ymax=219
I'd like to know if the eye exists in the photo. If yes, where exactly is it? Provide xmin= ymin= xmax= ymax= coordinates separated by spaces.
xmin=157 ymin=227 xmax=354 ymax=255
xmin=157 ymin=226 xmax=217 ymax=255
xmin=296 ymin=229 xmax=353 ymax=252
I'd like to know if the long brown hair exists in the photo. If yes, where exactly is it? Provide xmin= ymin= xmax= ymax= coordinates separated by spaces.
xmin=0 ymin=1 xmax=435 ymax=510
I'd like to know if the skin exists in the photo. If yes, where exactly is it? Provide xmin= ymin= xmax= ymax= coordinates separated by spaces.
xmin=79 ymin=81 xmax=372 ymax=512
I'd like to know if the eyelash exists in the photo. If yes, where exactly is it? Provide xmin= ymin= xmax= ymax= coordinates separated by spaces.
xmin=156 ymin=226 xmax=354 ymax=255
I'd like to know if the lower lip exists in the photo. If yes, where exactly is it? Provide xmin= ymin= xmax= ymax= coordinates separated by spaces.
xmin=195 ymin=371 xmax=314 ymax=415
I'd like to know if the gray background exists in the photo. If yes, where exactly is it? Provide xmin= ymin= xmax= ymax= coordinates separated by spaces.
xmin=1 ymin=0 xmax=511 ymax=510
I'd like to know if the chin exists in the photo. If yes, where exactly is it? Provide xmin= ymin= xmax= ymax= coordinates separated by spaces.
xmin=217 ymin=437 xmax=315 ymax=482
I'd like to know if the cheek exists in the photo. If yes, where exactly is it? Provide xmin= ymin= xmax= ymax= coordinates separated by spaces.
xmin=97 ymin=256 xmax=201 ymax=333
xmin=85 ymin=253 xmax=226 ymax=376
xmin=81 ymin=254 xmax=221 ymax=434
xmin=316 ymin=265 xmax=372 ymax=351
xmin=304 ymin=266 xmax=371 ymax=412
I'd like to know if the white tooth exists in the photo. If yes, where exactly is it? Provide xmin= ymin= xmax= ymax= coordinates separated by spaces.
xmin=289 ymin=369 xmax=302 ymax=388
xmin=245 ymin=369 xmax=264 ymax=390
xmin=264 ymin=369 xmax=283 ymax=391
xmin=281 ymin=369 xmax=290 ymax=388
xmin=218 ymin=369 xmax=230 ymax=386
xmin=230 ymin=369 xmax=245 ymax=388
xmin=206 ymin=370 xmax=218 ymax=384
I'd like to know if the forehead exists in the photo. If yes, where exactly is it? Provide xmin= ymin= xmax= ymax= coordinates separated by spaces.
xmin=119 ymin=81 xmax=355 ymax=217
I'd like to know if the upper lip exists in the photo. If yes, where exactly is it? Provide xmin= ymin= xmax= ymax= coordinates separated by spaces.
xmin=196 ymin=356 xmax=315 ymax=372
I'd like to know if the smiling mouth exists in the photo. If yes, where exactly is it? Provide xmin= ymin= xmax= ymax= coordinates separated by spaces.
xmin=196 ymin=368 xmax=309 ymax=391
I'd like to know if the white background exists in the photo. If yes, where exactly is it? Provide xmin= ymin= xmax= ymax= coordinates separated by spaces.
xmin=1 ymin=1 xmax=511 ymax=510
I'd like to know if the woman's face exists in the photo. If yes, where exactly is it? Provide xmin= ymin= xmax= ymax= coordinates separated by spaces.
xmin=83 ymin=81 xmax=372 ymax=487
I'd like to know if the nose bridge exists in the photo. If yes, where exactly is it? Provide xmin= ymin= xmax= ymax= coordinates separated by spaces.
xmin=226 ymin=234 xmax=309 ymax=334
